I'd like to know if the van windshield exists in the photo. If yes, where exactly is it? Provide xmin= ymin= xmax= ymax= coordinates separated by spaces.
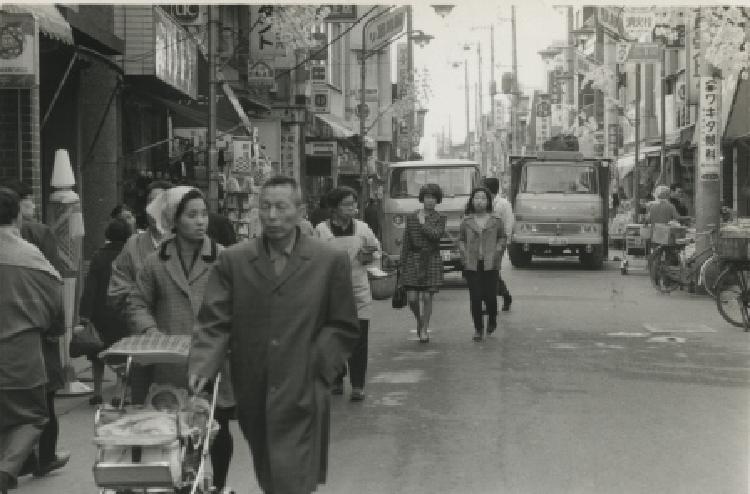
xmin=389 ymin=167 xmax=475 ymax=198
xmin=522 ymin=163 xmax=598 ymax=194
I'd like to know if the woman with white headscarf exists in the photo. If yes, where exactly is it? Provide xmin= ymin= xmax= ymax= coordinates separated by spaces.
xmin=126 ymin=186 xmax=236 ymax=493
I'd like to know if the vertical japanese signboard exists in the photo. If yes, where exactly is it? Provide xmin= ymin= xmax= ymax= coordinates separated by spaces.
xmin=396 ymin=43 xmax=408 ymax=98
xmin=154 ymin=8 xmax=198 ymax=98
xmin=280 ymin=124 xmax=300 ymax=181
xmin=535 ymin=96 xmax=552 ymax=151
xmin=622 ymin=9 xmax=654 ymax=42
xmin=249 ymin=6 xmax=294 ymax=68
xmin=698 ymin=77 xmax=720 ymax=181
xmin=0 ymin=13 xmax=39 ymax=88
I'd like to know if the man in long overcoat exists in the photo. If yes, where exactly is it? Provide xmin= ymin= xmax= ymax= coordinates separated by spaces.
xmin=188 ymin=176 xmax=360 ymax=494
xmin=0 ymin=188 xmax=64 ymax=493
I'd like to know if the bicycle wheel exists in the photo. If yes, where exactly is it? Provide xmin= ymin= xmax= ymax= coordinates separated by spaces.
xmin=650 ymin=247 xmax=680 ymax=293
xmin=715 ymin=267 xmax=747 ymax=328
xmin=700 ymin=254 xmax=721 ymax=299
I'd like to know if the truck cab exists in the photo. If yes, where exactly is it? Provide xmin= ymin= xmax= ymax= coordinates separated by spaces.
xmin=381 ymin=159 xmax=481 ymax=271
xmin=508 ymin=151 xmax=610 ymax=269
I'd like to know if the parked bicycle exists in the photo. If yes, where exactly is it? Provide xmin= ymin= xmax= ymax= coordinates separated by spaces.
xmin=714 ymin=241 xmax=750 ymax=332
xmin=648 ymin=226 xmax=720 ymax=297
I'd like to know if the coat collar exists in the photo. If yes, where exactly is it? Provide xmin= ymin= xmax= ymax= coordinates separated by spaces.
xmin=159 ymin=236 xmax=216 ymax=294
xmin=464 ymin=214 xmax=499 ymax=234
xmin=247 ymin=227 xmax=312 ymax=290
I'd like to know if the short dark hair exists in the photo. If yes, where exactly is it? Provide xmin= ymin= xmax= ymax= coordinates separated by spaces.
xmin=173 ymin=188 xmax=206 ymax=231
xmin=0 ymin=187 xmax=20 ymax=225
xmin=105 ymin=218 xmax=132 ymax=242
xmin=669 ymin=183 xmax=680 ymax=192
xmin=110 ymin=203 xmax=133 ymax=219
xmin=0 ymin=179 xmax=32 ymax=199
xmin=326 ymin=186 xmax=358 ymax=209
xmin=262 ymin=176 xmax=301 ymax=205
xmin=465 ymin=187 xmax=493 ymax=214
xmin=484 ymin=177 xmax=500 ymax=195
xmin=146 ymin=180 xmax=174 ymax=196
xmin=418 ymin=183 xmax=443 ymax=204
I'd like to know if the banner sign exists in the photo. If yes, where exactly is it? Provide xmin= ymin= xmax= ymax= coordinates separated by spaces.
xmin=0 ymin=13 xmax=39 ymax=88
xmin=615 ymin=42 xmax=661 ymax=64
xmin=535 ymin=95 xmax=552 ymax=151
xmin=698 ymin=77 xmax=720 ymax=181
xmin=397 ymin=42 xmax=408 ymax=98
xmin=280 ymin=124 xmax=300 ymax=180
xmin=154 ymin=8 xmax=198 ymax=98
xmin=365 ymin=6 xmax=406 ymax=49
xmin=622 ymin=9 xmax=655 ymax=42
xmin=249 ymin=6 xmax=294 ymax=68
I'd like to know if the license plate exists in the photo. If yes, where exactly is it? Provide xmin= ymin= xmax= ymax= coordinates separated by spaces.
xmin=441 ymin=250 xmax=452 ymax=261
xmin=549 ymin=237 xmax=568 ymax=246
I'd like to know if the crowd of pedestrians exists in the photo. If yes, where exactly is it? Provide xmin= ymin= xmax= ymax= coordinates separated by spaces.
xmin=0 ymin=173 xmax=513 ymax=494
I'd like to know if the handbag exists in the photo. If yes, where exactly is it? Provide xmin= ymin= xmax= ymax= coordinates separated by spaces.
xmin=69 ymin=320 xmax=105 ymax=358
xmin=391 ymin=268 xmax=407 ymax=309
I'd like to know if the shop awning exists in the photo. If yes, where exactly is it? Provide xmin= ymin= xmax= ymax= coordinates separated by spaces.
xmin=315 ymin=113 xmax=356 ymax=138
xmin=616 ymin=145 xmax=662 ymax=179
xmin=146 ymin=94 xmax=239 ymax=132
xmin=1 ymin=4 xmax=74 ymax=45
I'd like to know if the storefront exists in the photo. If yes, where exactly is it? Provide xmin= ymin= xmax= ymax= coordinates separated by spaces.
xmin=722 ymin=78 xmax=750 ymax=218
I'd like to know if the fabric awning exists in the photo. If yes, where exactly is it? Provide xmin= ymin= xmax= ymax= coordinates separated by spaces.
xmin=723 ymin=78 xmax=750 ymax=143
xmin=616 ymin=145 xmax=662 ymax=179
xmin=314 ymin=113 xmax=376 ymax=147
xmin=1 ymin=4 xmax=74 ymax=45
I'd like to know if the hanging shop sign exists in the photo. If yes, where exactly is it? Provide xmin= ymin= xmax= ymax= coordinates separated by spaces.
xmin=0 ymin=13 xmax=39 ymax=88
xmin=279 ymin=124 xmax=300 ymax=181
xmin=311 ymin=86 xmax=330 ymax=113
xmin=162 ymin=5 xmax=206 ymax=26
xmin=154 ymin=7 xmax=198 ymax=98
xmin=397 ymin=42 xmax=408 ymax=98
xmin=698 ymin=77 xmax=720 ymax=181
xmin=535 ymin=95 xmax=552 ymax=152
xmin=306 ymin=141 xmax=336 ymax=156
xmin=365 ymin=6 xmax=406 ymax=49
xmin=249 ymin=6 xmax=294 ymax=68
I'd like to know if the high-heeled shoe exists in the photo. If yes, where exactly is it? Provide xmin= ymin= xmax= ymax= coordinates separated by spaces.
xmin=419 ymin=326 xmax=430 ymax=343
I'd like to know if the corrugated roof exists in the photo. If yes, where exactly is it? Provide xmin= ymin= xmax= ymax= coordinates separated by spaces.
xmin=1 ymin=4 xmax=74 ymax=45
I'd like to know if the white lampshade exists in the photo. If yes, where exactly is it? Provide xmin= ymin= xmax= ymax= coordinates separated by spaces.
xmin=51 ymin=149 xmax=75 ymax=188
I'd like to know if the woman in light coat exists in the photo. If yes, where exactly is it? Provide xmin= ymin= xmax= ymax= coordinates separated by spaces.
xmin=127 ymin=187 xmax=236 ymax=493
xmin=459 ymin=186 xmax=507 ymax=342
xmin=315 ymin=186 xmax=380 ymax=401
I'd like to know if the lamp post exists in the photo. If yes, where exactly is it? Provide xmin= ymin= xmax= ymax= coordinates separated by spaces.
xmin=356 ymin=8 xmax=433 ymax=214
xmin=451 ymin=59 xmax=470 ymax=157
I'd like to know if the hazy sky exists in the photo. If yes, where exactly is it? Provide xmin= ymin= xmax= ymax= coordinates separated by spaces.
xmin=402 ymin=0 xmax=568 ymax=157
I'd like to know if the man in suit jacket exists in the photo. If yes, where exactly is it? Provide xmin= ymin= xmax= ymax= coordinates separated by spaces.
xmin=189 ymin=177 xmax=360 ymax=494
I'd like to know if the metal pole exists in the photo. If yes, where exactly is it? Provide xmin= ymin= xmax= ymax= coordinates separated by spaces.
xmin=660 ymin=44 xmax=666 ymax=185
xmin=511 ymin=6 xmax=518 ymax=154
xmin=634 ymin=62 xmax=641 ymax=223
xmin=359 ymin=21 xmax=368 ymax=215
xmin=406 ymin=5 xmax=414 ymax=160
xmin=566 ymin=6 xmax=575 ymax=128
xmin=207 ymin=5 xmax=219 ymax=213
xmin=478 ymin=42 xmax=483 ymax=169
xmin=490 ymin=25 xmax=495 ymax=128
xmin=465 ymin=59 xmax=470 ymax=157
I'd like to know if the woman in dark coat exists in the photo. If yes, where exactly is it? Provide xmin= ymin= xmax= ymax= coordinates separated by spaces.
xmin=398 ymin=183 xmax=447 ymax=342
xmin=79 ymin=218 xmax=132 ymax=405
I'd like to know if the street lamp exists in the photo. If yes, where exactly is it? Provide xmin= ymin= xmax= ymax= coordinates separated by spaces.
xmin=430 ymin=5 xmax=454 ymax=18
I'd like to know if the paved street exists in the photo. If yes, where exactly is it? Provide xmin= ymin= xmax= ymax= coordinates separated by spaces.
xmin=17 ymin=255 xmax=750 ymax=494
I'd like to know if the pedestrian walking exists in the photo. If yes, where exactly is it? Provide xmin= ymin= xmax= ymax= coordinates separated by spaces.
xmin=315 ymin=186 xmax=381 ymax=401
xmin=459 ymin=187 xmax=507 ymax=341
xmin=78 ymin=217 xmax=132 ymax=406
xmin=0 ymin=180 xmax=70 ymax=477
xmin=125 ymin=186 xmax=236 ymax=493
xmin=188 ymin=176 xmax=360 ymax=494
xmin=308 ymin=193 xmax=331 ymax=227
xmin=0 ymin=187 xmax=64 ymax=494
xmin=398 ymin=183 xmax=447 ymax=342
xmin=483 ymin=178 xmax=513 ymax=311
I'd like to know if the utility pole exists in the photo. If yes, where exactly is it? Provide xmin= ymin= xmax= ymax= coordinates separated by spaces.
xmin=566 ymin=6 xmax=575 ymax=128
xmin=660 ymin=43 xmax=666 ymax=185
xmin=634 ymin=62 xmax=641 ymax=223
xmin=478 ymin=42 xmax=483 ymax=170
xmin=207 ymin=5 xmax=219 ymax=213
xmin=511 ymin=6 xmax=518 ymax=154
xmin=464 ymin=58 xmax=470 ymax=157
xmin=490 ymin=24 xmax=496 ymax=174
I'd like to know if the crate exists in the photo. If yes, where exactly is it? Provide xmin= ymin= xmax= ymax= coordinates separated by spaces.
xmin=718 ymin=236 xmax=750 ymax=260
xmin=651 ymin=224 xmax=687 ymax=245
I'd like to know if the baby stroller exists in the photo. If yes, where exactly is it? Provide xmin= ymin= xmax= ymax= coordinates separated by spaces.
xmin=92 ymin=334 xmax=220 ymax=494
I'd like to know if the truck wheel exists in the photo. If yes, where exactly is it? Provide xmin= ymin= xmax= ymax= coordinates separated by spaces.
xmin=509 ymin=243 xmax=532 ymax=268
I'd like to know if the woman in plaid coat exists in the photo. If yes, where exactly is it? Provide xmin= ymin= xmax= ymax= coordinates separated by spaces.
xmin=399 ymin=183 xmax=447 ymax=342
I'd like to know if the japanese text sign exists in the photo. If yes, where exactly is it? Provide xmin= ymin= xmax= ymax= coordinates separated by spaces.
xmin=615 ymin=42 xmax=661 ymax=64
xmin=365 ymin=6 xmax=406 ymax=50
xmin=698 ymin=77 xmax=720 ymax=181
xmin=249 ymin=6 xmax=294 ymax=68
xmin=0 ymin=13 xmax=39 ymax=88
xmin=623 ymin=10 xmax=654 ymax=42
xmin=154 ymin=8 xmax=198 ymax=98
